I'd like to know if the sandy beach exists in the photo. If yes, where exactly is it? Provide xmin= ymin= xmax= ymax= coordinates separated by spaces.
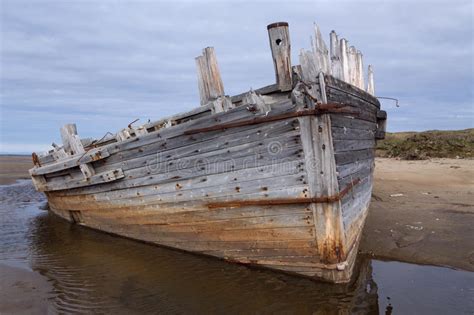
xmin=0 ymin=155 xmax=32 ymax=185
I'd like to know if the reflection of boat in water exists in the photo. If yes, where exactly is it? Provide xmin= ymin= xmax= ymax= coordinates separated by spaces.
xmin=30 ymin=22 xmax=386 ymax=283
xmin=30 ymin=213 xmax=380 ymax=314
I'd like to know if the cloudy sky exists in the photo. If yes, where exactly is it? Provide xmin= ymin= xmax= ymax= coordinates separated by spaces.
xmin=1 ymin=0 xmax=473 ymax=154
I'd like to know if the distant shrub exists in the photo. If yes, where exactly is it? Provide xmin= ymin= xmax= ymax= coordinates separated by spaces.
xmin=376 ymin=129 xmax=474 ymax=160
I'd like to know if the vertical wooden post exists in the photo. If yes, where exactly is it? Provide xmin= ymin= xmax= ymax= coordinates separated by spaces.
xmin=195 ymin=47 xmax=225 ymax=105
xmin=312 ymin=23 xmax=330 ymax=75
xmin=348 ymin=46 xmax=357 ymax=86
xmin=267 ymin=22 xmax=292 ymax=91
xmin=60 ymin=124 xmax=77 ymax=155
xmin=340 ymin=38 xmax=350 ymax=83
xmin=299 ymin=49 xmax=319 ymax=83
xmin=330 ymin=31 xmax=342 ymax=80
xmin=60 ymin=123 xmax=95 ymax=178
xmin=356 ymin=51 xmax=364 ymax=90
xmin=367 ymin=65 xmax=375 ymax=95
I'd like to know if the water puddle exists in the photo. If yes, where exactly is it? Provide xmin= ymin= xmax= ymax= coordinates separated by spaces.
xmin=1 ymin=182 xmax=473 ymax=314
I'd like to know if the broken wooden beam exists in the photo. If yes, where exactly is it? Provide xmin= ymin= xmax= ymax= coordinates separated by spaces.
xmin=330 ymin=31 xmax=342 ymax=80
xmin=196 ymin=47 xmax=225 ymax=105
xmin=59 ymin=123 xmax=95 ymax=178
xmin=312 ymin=23 xmax=330 ymax=75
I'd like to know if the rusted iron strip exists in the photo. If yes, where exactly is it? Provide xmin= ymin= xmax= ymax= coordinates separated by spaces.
xmin=207 ymin=178 xmax=361 ymax=209
xmin=185 ymin=103 xmax=358 ymax=135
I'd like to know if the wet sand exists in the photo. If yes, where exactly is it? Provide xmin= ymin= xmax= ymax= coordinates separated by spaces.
xmin=0 ymin=263 xmax=53 ymax=314
xmin=360 ymin=158 xmax=474 ymax=272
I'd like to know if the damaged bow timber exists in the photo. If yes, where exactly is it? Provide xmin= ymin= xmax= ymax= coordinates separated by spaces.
xmin=29 ymin=22 xmax=387 ymax=283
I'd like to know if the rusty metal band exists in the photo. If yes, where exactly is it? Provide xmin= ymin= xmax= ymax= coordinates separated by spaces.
xmin=267 ymin=22 xmax=289 ymax=29
xmin=184 ymin=103 xmax=358 ymax=135
xmin=207 ymin=178 xmax=361 ymax=209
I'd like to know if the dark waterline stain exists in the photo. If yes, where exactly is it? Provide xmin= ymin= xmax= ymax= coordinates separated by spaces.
xmin=1 ymin=182 xmax=473 ymax=314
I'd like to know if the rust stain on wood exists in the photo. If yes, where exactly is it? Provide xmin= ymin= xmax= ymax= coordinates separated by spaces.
xmin=206 ymin=178 xmax=360 ymax=208
xmin=185 ymin=104 xmax=358 ymax=135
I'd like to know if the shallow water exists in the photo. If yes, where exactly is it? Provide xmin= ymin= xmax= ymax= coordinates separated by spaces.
xmin=1 ymin=181 xmax=473 ymax=314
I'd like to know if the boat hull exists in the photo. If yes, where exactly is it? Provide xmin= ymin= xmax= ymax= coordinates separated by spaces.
xmin=33 ymin=74 xmax=384 ymax=283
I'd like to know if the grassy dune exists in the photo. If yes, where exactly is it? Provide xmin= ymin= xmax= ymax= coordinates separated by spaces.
xmin=376 ymin=129 xmax=474 ymax=160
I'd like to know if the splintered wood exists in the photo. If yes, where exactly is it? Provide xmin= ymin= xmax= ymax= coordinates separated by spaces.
xmin=299 ymin=23 xmax=375 ymax=95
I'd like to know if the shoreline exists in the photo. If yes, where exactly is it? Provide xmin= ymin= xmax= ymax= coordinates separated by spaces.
xmin=0 ymin=155 xmax=32 ymax=185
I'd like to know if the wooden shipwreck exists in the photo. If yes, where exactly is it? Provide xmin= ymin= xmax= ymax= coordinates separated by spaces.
xmin=29 ymin=22 xmax=386 ymax=283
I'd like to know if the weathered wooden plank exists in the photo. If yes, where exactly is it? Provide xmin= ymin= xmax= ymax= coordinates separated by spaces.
xmin=267 ymin=22 xmax=292 ymax=91
xmin=51 ymin=144 xmax=68 ymax=161
xmin=58 ymin=139 xmax=303 ymax=197
xmin=196 ymin=47 xmax=225 ymax=105
xmin=341 ymin=175 xmax=372 ymax=209
xmin=96 ymin=223 xmax=316 ymax=243
xmin=330 ymin=115 xmax=377 ymax=131
xmin=93 ymin=203 xmax=311 ymax=224
xmin=335 ymin=148 xmax=375 ymax=166
xmin=65 ymin=172 xmax=306 ymax=208
xmin=110 ymin=99 xmax=295 ymax=158
xmin=329 ymin=30 xmax=342 ymax=80
xmin=336 ymin=157 xmax=374 ymax=179
xmin=347 ymin=46 xmax=357 ymax=87
xmin=331 ymin=126 xmax=376 ymax=140
xmin=105 ymin=213 xmax=314 ymax=234
xmin=47 ymin=183 xmax=310 ymax=212
xmin=201 ymin=247 xmax=319 ymax=259
xmin=31 ymin=174 xmax=47 ymax=191
xmin=367 ymin=65 xmax=375 ymax=96
xmin=60 ymin=124 xmax=77 ymax=155
xmin=96 ymin=127 xmax=301 ymax=182
xmin=356 ymin=50 xmax=364 ymax=90
xmin=342 ymin=179 xmax=372 ymax=229
xmin=338 ymin=164 xmax=373 ymax=189
xmin=333 ymin=139 xmax=375 ymax=153
xmin=30 ymin=147 xmax=110 ymax=176
xmin=153 ymin=239 xmax=318 ymax=252
xmin=325 ymin=75 xmax=380 ymax=108
xmin=40 ymin=168 xmax=124 ymax=192
xmin=230 ymin=84 xmax=279 ymax=103
xmin=340 ymin=38 xmax=350 ymax=83
xmin=311 ymin=23 xmax=330 ymax=74
xmin=376 ymin=109 xmax=387 ymax=140
xmin=294 ymin=73 xmax=344 ymax=264
xmin=55 ymin=123 xmax=96 ymax=178
xmin=45 ymin=100 xmax=289 ymax=180
xmin=299 ymin=49 xmax=320 ymax=83
xmin=78 ymin=153 xmax=305 ymax=201
xmin=98 ymin=117 xmax=298 ymax=170
xmin=326 ymin=85 xmax=379 ymax=113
